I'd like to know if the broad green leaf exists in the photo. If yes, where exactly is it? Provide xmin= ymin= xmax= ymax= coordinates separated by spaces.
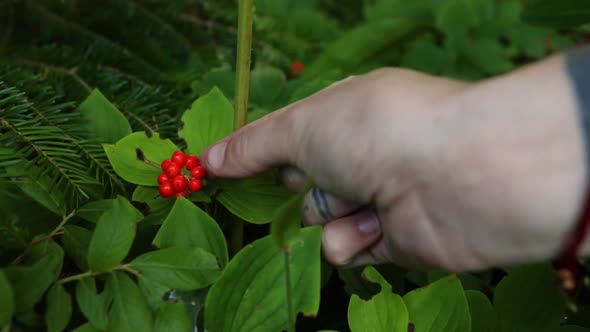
xmin=77 ymin=199 xmax=115 ymax=223
xmin=107 ymin=272 xmax=153 ymax=332
xmin=249 ymin=66 xmax=286 ymax=107
xmin=130 ymin=247 xmax=220 ymax=290
xmin=304 ymin=19 xmax=418 ymax=78
xmin=45 ymin=284 xmax=72 ymax=332
xmin=62 ymin=225 xmax=92 ymax=271
xmin=494 ymin=264 xmax=565 ymax=332
xmin=18 ymin=169 xmax=67 ymax=215
xmin=193 ymin=70 xmax=236 ymax=99
xmin=133 ymin=185 xmax=210 ymax=205
xmin=154 ymin=302 xmax=192 ymax=332
xmin=5 ymin=239 xmax=63 ymax=312
xmin=271 ymin=188 xmax=307 ymax=249
xmin=15 ymin=309 xmax=44 ymax=327
xmin=348 ymin=266 xmax=408 ymax=332
xmin=464 ymin=38 xmax=513 ymax=75
xmin=72 ymin=323 xmax=101 ymax=332
xmin=104 ymin=132 xmax=179 ymax=186
xmin=338 ymin=267 xmax=380 ymax=300
xmin=138 ymin=277 xmax=172 ymax=311
xmin=522 ymin=0 xmax=590 ymax=28
xmin=87 ymin=196 xmax=143 ymax=272
xmin=152 ymin=197 xmax=228 ymax=267
xmin=77 ymin=89 xmax=132 ymax=144
xmin=403 ymin=275 xmax=471 ymax=332
xmin=435 ymin=0 xmax=479 ymax=38
xmin=466 ymin=290 xmax=498 ymax=332
xmin=0 ymin=270 xmax=14 ymax=326
xmin=76 ymin=278 xmax=111 ymax=330
xmin=217 ymin=172 xmax=293 ymax=224
xmin=400 ymin=37 xmax=456 ymax=74
xmin=179 ymin=87 xmax=234 ymax=155
xmin=205 ymin=227 xmax=322 ymax=332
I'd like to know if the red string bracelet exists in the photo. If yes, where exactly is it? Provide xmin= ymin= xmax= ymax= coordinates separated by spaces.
xmin=554 ymin=186 xmax=590 ymax=295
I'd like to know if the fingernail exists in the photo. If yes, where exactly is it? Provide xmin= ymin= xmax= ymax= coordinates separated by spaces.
xmin=207 ymin=142 xmax=227 ymax=171
xmin=356 ymin=210 xmax=380 ymax=235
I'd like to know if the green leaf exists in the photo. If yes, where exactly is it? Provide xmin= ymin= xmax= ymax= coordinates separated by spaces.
xmin=217 ymin=172 xmax=293 ymax=224
xmin=463 ymin=38 xmax=514 ymax=75
xmin=348 ymin=266 xmax=408 ymax=332
xmin=193 ymin=70 xmax=236 ymax=100
xmin=5 ymin=239 xmax=63 ymax=312
xmin=338 ymin=267 xmax=380 ymax=300
xmin=72 ymin=323 xmax=101 ymax=332
xmin=179 ymin=87 xmax=234 ymax=155
xmin=205 ymin=227 xmax=322 ymax=332
xmin=76 ymin=278 xmax=111 ymax=330
xmin=287 ymin=79 xmax=333 ymax=104
xmin=77 ymin=199 xmax=115 ymax=223
xmin=107 ymin=272 xmax=153 ymax=332
xmin=271 ymin=188 xmax=307 ymax=249
xmin=130 ymin=247 xmax=220 ymax=291
xmin=435 ymin=0 xmax=479 ymax=38
xmin=249 ymin=66 xmax=286 ymax=107
xmin=0 ymin=270 xmax=14 ymax=327
xmin=466 ymin=290 xmax=498 ymax=332
xmin=304 ymin=19 xmax=418 ymax=78
xmin=152 ymin=197 xmax=228 ymax=267
xmin=87 ymin=196 xmax=143 ymax=272
xmin=494 ymin=263 xmax=565 ymax=332
xmin=154 ymin=302 xmax=192 ymax=332
xmin=62 ymin=225 xmax=92 ymax=271
xmin=45 ymin=284 xmax=72 ymax=332
xmin=104 ymin=132 xmax=179 ymax=186
xmin=77 ymin=89 xmax=132 ymax=144
xmin=522 ymin=0 xmax=590 ymax=28
xmin=138 ymin=277 xmax=172 ymax=311
xmin=403 ymin=275 xmax=471 ymax=332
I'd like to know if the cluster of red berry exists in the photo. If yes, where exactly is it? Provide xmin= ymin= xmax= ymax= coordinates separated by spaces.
xmin=158 ymin=151 xmax=206 ymax=198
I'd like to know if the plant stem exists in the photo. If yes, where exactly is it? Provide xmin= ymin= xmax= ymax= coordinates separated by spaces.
xmin=230 ymin=0 xmax=254 ymax=255
xmin=284 ymin=250 xmax=295 ymax=332
xmin=234 ymin=0 xmax=253 ymax=130
xmin=57 ymin=270 xmax=99 ymax=284
xmin=11 ymin=210 xmax=75 ymax=265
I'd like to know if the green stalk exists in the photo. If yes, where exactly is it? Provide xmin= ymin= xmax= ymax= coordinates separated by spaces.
xmin=284 ymin=250 xmax=294 ymax=332
xmin=230 ymin=0 xmax=254 ymax=255
xmin=234 ymin=0 xmax=254 ymax=129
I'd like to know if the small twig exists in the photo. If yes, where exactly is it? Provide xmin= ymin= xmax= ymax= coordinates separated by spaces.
xmin=57 ymin=270 xmax=99 ymax=285
xmin=118 ymin=264 xmax=142 ymax=278
xmin=11 ymin=210 xmax=75 ymax=265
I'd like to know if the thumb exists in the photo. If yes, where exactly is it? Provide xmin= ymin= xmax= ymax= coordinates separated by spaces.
xmin=200 ymin=110 xmax=299 ymax=178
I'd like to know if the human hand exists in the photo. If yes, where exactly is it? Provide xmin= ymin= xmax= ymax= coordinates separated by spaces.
xmin=201 ymin=54 xmax=586 ymax=272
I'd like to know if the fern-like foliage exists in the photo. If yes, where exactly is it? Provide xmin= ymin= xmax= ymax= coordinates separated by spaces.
xmin=0 ymin=78 xmax=103 ymax=212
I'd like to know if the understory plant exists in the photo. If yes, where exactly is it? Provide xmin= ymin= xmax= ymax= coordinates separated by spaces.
xmin=1 ymin=0 xmax=590 ymax=331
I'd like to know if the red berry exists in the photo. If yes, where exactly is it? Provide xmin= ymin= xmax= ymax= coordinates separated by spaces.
xmin=172 ymin=175 xmax=188 ymax=192
xmin=190 ymin=166 xmax=206 ymax=179
xmin=290 ymin=60 xmax=304 ymax=76
xmin=185 ymin=154 xmax=200 ymax=170
xmin=175 ymin=190 xmax=189 ymax=199
xmin=165 ymin=162 xmax=181 ymax=177
xmin=159 ymin=182 xmax=175 ymax=197
xmin=161 ymin=159 xmax=172 ymax=170
xmin=188 ymin=178 xmax=203 ymax=192
xmin=171 ymin=151 xmax=187 ymax=167
xmin=157 ymin=173 xmax=169 ymax=184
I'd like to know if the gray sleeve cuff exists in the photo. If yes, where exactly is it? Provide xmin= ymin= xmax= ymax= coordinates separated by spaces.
xmin=566 ymin=46 xmax=590 ymax=161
